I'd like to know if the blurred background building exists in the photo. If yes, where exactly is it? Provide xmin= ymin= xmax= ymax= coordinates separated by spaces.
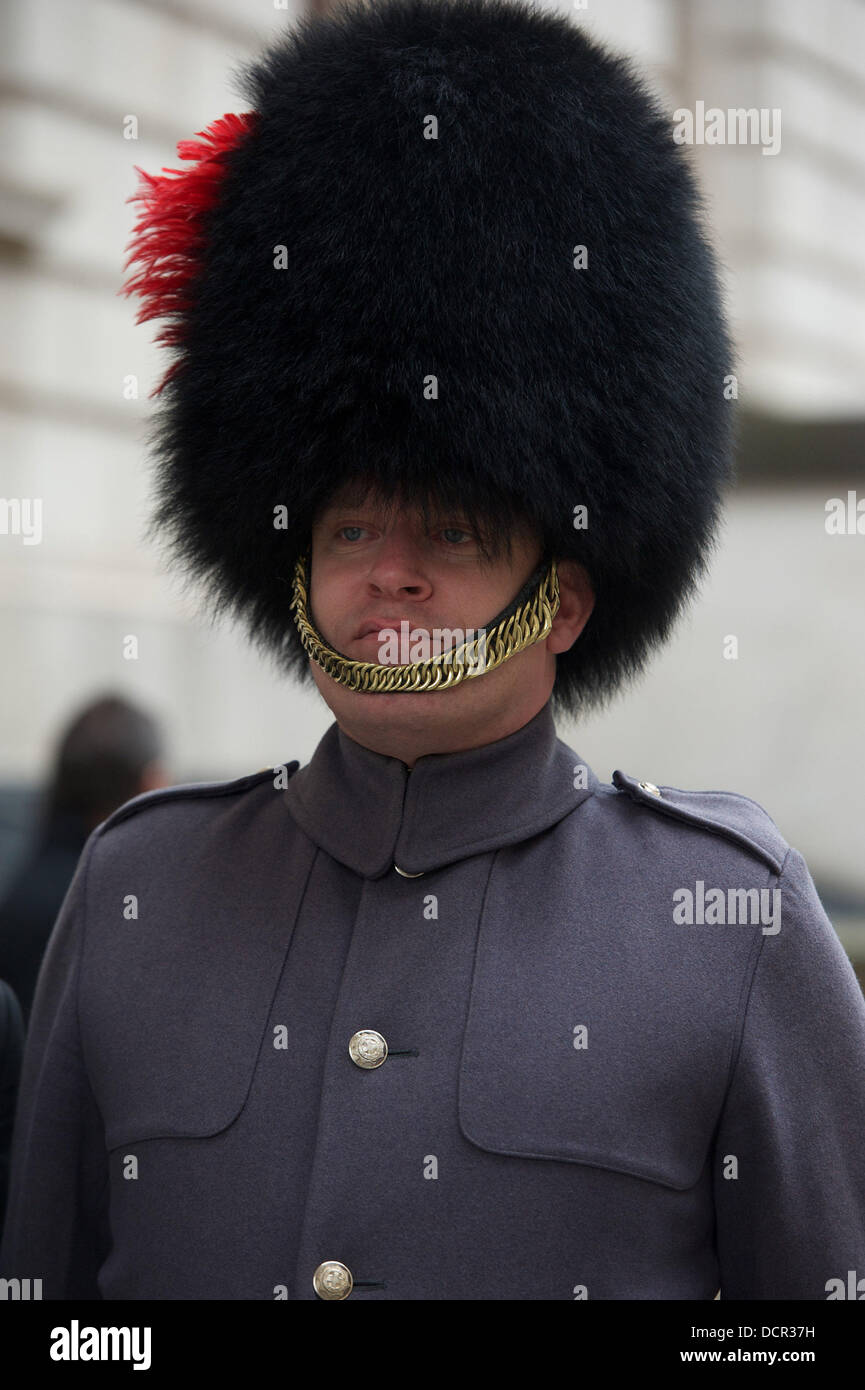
xmin=1 ymin=0 xmax=863 ymax=974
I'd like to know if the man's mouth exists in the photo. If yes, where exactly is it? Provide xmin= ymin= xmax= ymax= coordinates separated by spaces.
xmin=355 ymin=618 xmax=426 ymax=639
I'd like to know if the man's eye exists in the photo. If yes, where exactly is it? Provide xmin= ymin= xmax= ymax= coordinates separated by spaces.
xmin=334 ymin=524 xmax=474 ymax=545
xmin=441 ymin=528 xmax=474 ymax=545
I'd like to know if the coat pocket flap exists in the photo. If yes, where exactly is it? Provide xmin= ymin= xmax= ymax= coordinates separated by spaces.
xmin=78 ymin=823 xmax=316 ymax=1150
xmin=458 ymin=1054 xmax=709 ymax=1192
xmin=458 ymin=846 xmax=756 ymax=1192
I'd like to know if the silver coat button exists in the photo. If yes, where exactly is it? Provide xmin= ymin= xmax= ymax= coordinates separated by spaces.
xmin=638 ymin=780 xmax=662 ymax=797
xmin=349 ymin=1029 xmax=388 ymax=1068
xmin=394 ymin=863 xmax=424 ymax=877
xmin=313 ymin=1261 xmax=353 ymax=1300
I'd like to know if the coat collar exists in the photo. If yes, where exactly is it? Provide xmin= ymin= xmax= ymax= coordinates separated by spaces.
xmin=283 ymin=699 xmax=598 ymax=879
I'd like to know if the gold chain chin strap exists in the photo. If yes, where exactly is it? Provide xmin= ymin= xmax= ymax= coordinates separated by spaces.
xmin=289 ymin=552 xmax=560 ymax=694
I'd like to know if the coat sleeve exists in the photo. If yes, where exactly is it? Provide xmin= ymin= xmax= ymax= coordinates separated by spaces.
xmin=713 ymin=845 xmax=865 ymax=1299
xmin=0 ymin=830 xmax=110 ymax=1299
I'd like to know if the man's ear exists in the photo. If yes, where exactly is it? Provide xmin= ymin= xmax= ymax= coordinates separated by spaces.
xmin=547 ymin=559 xmax=595 ymax=655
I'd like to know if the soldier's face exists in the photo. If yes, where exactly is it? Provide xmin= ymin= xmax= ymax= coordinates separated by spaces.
xmin=305 ymin=482 xmax=583 ymax=760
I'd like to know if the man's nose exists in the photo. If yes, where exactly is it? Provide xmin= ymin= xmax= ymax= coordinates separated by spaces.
xmin=366 ymin=532 xmax=433 ymax=599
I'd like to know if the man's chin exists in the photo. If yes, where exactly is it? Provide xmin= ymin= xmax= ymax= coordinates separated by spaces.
xmin=310 ymin=660 xmax=489 ymax=719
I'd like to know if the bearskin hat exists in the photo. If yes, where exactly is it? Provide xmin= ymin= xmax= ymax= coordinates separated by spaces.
xmin=121 ymin=0 xmax=735 ymax=717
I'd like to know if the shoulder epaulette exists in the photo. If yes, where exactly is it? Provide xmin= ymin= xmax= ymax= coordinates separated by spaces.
xmin=611 ymin=769 xmax=789 ymax=875
xmin=94 ymin=760 xmax=301 ymax=835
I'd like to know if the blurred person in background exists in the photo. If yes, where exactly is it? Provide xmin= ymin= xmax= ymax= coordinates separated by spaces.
xmin=0 ymin=981 xmax=23 ymax=1240
xmin=0 ymin=694 xmax=168 ymax=1027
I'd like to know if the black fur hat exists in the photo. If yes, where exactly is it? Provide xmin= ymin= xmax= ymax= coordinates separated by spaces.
xmin=122 ymin=0 xmax=735 ymax=717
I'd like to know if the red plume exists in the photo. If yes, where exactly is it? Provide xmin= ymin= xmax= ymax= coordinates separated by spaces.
xmin=120 ymin=111 xmax=258 ymax=396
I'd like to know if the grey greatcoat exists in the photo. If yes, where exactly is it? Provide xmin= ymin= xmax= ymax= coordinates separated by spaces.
xmin=2 ymin=700 xmax=864 ymax=1299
